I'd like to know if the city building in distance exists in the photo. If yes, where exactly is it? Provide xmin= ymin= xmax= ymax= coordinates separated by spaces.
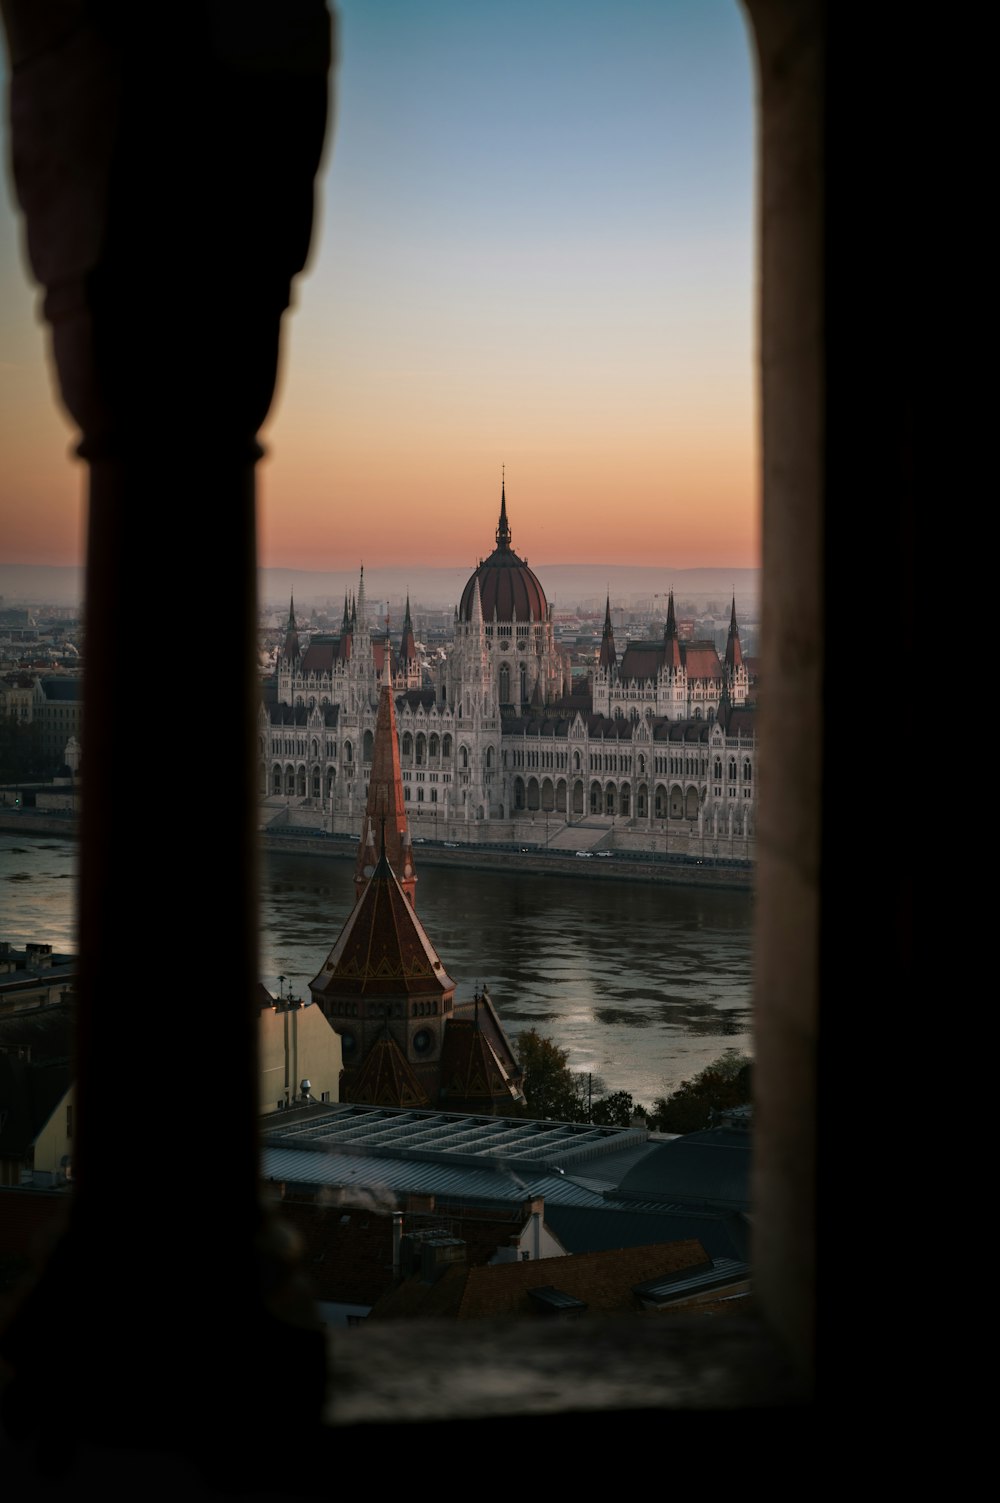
xmin=259 ymin=481 xmax=757 ymax=862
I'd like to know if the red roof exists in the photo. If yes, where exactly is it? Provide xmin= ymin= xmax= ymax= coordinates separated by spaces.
xmin=344 ymin=1034 xmax=430 ymax=1110
xmin=681 ymin=645 xmax=723 ymax=680
xmin=311 ymin=853 xmax=455 ymax=1004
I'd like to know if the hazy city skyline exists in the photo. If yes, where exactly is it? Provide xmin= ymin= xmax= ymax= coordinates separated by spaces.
xmin=1 ymin=1 xmax=758 ymax=574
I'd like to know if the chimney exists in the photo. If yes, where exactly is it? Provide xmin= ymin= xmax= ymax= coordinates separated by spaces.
xmin=392 ymin=1211 xmax=404 ymax=1279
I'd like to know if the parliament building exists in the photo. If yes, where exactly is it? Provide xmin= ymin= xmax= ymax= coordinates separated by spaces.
xmin=259 ymin=483 xmax=757 ymax=857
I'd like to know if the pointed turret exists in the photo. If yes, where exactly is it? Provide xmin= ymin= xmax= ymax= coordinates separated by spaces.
xmin=599 ymin=593 xmax=617 ymax=671
xmin=355 ymin=684 xmax=416 ymax=906
xmin=282 ymin=595 xmax=301 ymax=664
xmin=663 ymin=589 xmax=682 ymax=669
xmin=356 ymin=564 xmax=368 ymax=628
xmin=470 ymin=574 xmax=485 ymax=635
xmin=336 ymin=591 xmax=352 ymax=662
xmin=725 ymin=594 xmax=744 ymax=671
xmin=399 ymin=593 xmax=417 ymax=666
xmin=379 ymin=613 xmax=394 ymax=685
xmin=310 ymin=840 xmax=454 ymax=1107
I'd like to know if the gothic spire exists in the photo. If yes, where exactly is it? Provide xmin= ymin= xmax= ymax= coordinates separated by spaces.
xmin=470 ymin=573 xmax=485 ymax=634
xmin=282 ymin=594 xmax=300 ymax=663
xmin=399 ymin=592 xmax=417 ymax=665
xmin=664 ymin=590 xmax=677 ymax=639
xmin=495 ymin=470 xmax=511 ymax=551
xmin=381 ymin=612 xmax=394 ymax=683
xmin=356 ymin=564 xmax=368 ymax=627
xmin=725 ymin=594 xmax=744 ymax=671
xmin=663 ymin=589 xmax=682 ymax=670
xmin=355 ymin=683 xmax=417 ymax=907
xmin=599 ymin=591 xmax=617 ymax=671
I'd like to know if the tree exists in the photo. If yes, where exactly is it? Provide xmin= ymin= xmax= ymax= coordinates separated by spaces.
xmin=0 ymin=718 xmax=47 ymax=785
xmin=648 ymin=1049 xmax=753 ymax=1135
xmin=590 ymin=1090 xmax=643 ymax=1127
xmin=515 ymin=1028 xmax=588 ymax=1123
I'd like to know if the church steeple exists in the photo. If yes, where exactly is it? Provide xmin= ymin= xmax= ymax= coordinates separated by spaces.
xmin=599 ymin=592 xmax=617 ymax=671
xmin=355 ymin=683 xmax=416 ymax=907
xmin=495 ymin=470 xmax=511 ymax=551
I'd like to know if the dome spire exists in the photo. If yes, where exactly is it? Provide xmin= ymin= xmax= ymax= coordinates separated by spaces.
xmin=496 ymin=468 xmax=511 ymax=550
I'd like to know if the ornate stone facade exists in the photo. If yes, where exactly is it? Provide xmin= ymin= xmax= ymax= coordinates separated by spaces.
xmin=258 ymin=484 xmax=757 ymax=852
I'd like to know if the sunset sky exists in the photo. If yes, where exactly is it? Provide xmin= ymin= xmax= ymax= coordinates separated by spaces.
xmin=0 ymin=1 xmax=759 ymax=575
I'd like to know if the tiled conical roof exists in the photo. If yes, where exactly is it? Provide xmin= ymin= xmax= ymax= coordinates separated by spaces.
xmin=312 ymin=848 xmax=453 ymax=1004
xmin=344 ymin=1030 xmax=429 ymax=1109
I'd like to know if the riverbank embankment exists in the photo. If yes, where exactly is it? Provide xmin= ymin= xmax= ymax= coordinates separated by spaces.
xmin=0 ymin=808 xmax=754 ymax=892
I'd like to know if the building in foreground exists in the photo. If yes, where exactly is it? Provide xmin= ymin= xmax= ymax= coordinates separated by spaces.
xmin=308 ymin=684 xmax=525 ymax=1112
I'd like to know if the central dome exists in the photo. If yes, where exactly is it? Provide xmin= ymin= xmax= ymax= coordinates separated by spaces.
xmin=458 ymin=484 xmax=548 ymax=624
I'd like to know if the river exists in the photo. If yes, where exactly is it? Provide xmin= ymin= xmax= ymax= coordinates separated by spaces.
xmin=2 ymin=831 xmax=754 ymax=1109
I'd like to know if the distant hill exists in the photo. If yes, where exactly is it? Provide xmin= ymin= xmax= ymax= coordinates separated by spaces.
xmin=0 ymin=561 xmax=761 ymax=616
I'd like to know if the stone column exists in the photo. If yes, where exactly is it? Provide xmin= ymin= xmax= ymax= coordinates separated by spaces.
xmin=0 ymin=1 xmax=333 ymax=1476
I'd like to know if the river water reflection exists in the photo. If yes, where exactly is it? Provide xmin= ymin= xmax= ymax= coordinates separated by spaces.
xmin=2 ymin=833 xmax=754 ymax=1108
